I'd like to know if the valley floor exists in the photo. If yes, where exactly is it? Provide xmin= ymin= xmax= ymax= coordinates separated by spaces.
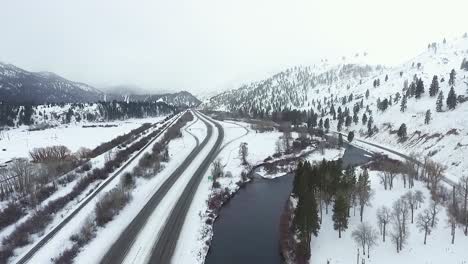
xmin=0 ymin=116 xmax=165 ymax=164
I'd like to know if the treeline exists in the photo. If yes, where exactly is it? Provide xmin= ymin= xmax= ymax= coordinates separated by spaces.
xmin=0 ymin=101 xmax=175 ymax=127
xmin=289 ymin=159 xmax=371 ymax=263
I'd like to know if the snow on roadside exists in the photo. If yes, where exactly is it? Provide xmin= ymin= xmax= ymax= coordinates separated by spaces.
xmin=9 ymin=115 xmax=177 ymax=263
xmin=74 ymin=115 xmax=204 ymax=264
xmin=0 ymin=118 xmax=168 ymax=238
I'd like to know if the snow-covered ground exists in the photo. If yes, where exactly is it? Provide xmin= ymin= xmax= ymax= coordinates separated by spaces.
xmin=8 ymin=115 xmax=175 ymax=263
xmin=74 ymin=114 xmax=207 ymax=264
xmin=171 ymin=118 xmax=346 ymax=264
xmin=319 ymin=37 xmax=468 ymax=184
xmin=310 ymin=169 xmax=468 ymax=264
xmin=0 ymin=116 xmax=166 ymax=163
xmin=117 ymin=113 xmax=215 ymax=264
xmin=172 ymin=118 xmax=286 ymax=264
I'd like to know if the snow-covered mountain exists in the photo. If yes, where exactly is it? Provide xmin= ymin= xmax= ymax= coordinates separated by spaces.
xmin=0 ymin=62 xmax=104 ymax=103
xmin=203 ymin=35 xmax=468 ymax=180
xmin=0 ymin=62 xmax=201 ymax=107
xmin=202 ymin=62 xmax=383 ymax=114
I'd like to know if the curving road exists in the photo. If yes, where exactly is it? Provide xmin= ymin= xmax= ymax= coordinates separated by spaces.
xmin=15 ymin=113 xmax=183 ymax=264
xmin=101 ymin=111 xmax=224 ymax=264
xmin=148 ymin=112 xmax=224 ymax=264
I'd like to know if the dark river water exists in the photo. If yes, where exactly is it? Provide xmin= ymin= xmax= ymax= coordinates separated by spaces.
xmin=205 ymin=145 xmax=373 ymax=264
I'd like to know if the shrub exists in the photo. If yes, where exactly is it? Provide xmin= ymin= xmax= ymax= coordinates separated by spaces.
xmin=212 ymin=181 xmax=221 ymax=189
xmin=69 ymin=218 xmax=95 ymax=247
xmin=120 ymin=172 xmax=135 ymax=189
xmin=77 ymin=162 xmax=92 ymax=173
xmin=53 ymin=244 xmax=80 ymax=264
xmin=0 ymin=203 xmax=24 ymax=230
xmin=29 ymin=145 xmax=71 ymax=163
xmin=35 ymin=184 xmax=57 ymax=204
xmin=95 ymin=189 xmax=131 ymax=226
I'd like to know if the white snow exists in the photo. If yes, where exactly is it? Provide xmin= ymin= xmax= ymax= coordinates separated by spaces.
xmin=8 ymin=115 xmax=176 ymax=263
xmin=310 ymin=169 xmax=468 ymax=264
xmin=0 ymin=116 xmax=166 ymax=164
xmin=74 ymin=114 xmax=205 ymax=264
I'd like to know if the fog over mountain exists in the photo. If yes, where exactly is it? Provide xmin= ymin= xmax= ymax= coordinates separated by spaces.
xmin=0 ymin=0 xmax=466 ymax=96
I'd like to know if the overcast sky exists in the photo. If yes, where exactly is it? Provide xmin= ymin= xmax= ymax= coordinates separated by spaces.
xmin=1 ymin=0 xmax=466 ymax=96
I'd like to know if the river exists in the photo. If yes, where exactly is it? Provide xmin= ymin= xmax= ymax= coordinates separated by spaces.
xmin=205 ymin=144 xmax=373 ymax=264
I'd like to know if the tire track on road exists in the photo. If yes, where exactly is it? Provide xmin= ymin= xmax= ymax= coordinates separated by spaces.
xmin=100 ymin=111 xmax=213 ymax=264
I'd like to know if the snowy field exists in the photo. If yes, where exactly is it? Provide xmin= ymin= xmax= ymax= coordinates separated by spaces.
xmin=0 ymin=116 xmax=166 ymax=163
xmin=9 ymin=115 xmax=176 ymax=263
xmin=310 ymin=169 xmax=468 ymax=264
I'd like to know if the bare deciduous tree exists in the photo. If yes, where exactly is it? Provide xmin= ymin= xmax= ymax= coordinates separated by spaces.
xmin=211 ymin=159 xmax=224 ymax=181
xmin=403 ymin=190 xmax=424 ymax=223
xmin=379 ymin=172 xmax=388 ymax=190
xmin=10 ymin=158 xmax=35 ymax=195
xmin=430 ymin=201 xmax=440 ymax=228
xmin=352 ymin=222 xmax=379 ymax=259
xmin=447 ymin=209 xmax=457 ymax=244
xmin=458 ymin=176 xmax=468 ymax=235
xmin=275 ymin=138 xmax=283 ymax=154
xmin=238 ymin=142 xmax=249 ymax=165
xmin=376 ymin=206 xmax=391 ymax=242
xmin=414 ymin=190 xmax=425 ymax=208
xmin=391 ymin=198 xmax=410 ymax=252
xmin=425 ymin=159 xmax=445 ymax=193
xmin=416 ymin=208 xmax=436 ymax=245
xmin=29 ymin=145 xmax=71 ymax=163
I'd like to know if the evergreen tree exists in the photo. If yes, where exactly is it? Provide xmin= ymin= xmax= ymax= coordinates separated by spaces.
xmin=337 ymin=117 xmax=343 ymax=132
xmin=338 ymin=133 xmax=343 ymax=147
xmin=347 ymin=131 xmax=355 ymax=142
xmin=367 ymin=116 xmax=374 ymax=136
xmin=429 ymin=75 xmax=439 ymax=97
xmin=357 ymin=170 xmax=371 ymax=222
xmin=449 ymin=69 xmax=456 ymax=86
xmin=333 ymin=193 xmax=349 ymax=238
xmin=436 ymin=91 xmax=444 ymax=112
xmin=385 ymin=74 xmax=389 ymax=82
xmin=318 ymin=118 xmax=323 ymax=129
xmin=400 ymin=95 xmax=407 ymax=112
xmin=424 ymin=110 xmax=431 ymax=125
xmin=446 ymin=86 xmax=457 ymax=110
xmin=362 ymin=113 xmax=368 ymax=125
xmin=365 ymin=89 xmax=370 ymax=99
xmin=353 ymin=112 xmax=359 ymax=124
xmin=330 ymin=105 xmax=336 ymax=118
xmin=397 ymin=123 xmax=407 ymax=139
xmin=461 ymin=58 xmax=468 ymax=71
xmin=345 ymin=115 xmax=352 ymax=127
xmin=408 ymin=82 xmax=416 ymax=97
xmin=324 ymin=118 xmax=330 ymax=132
xmin=415 ymin=78 xmax=425 ymax=98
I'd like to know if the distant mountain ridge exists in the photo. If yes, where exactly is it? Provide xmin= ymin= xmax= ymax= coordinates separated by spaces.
xmin=0 ymin=62 xmax=200 ymax=107
xmin=0 ymin=62 xmax=103 ymax=103
xmin=105 ymin=91 xmax=201 ymax=108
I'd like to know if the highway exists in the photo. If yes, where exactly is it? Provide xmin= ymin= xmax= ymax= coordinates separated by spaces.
xmin=14 ymin=113 xmax=182 ymax=264
xmin=101 ymin=111 xmax=224 ymax=264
